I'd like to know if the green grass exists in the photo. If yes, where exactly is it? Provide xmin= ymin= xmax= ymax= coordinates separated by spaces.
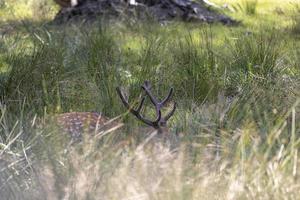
xmin=0 ymin=0 xmax=300 ymax=199
xmin=291 ymin=3 xmax=300 ymax=34
xmin=231 ymin=0 xmax=259 ymax=15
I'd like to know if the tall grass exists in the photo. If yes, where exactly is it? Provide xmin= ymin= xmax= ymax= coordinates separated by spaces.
xmin=291 ymin=3 xmax=300 ymax=34
xmin=228 ymin=29 xmax=282 ymax=77
xmin=0 ymin=11 xmax=300 ymax=199
xmin=232 ymin=0 xmax=259 ymax=15
xmin=171 ymin=30 xmax=220 ymax=103
xmin=0 ymin=103 xmax=37 ymax=199
xmin=1 ymin=99 xmax=299 ymax=199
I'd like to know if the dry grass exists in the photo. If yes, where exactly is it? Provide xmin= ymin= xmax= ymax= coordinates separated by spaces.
xmin=31 ymin=121 xmax=300 ymax=200
xmin=1 ymin=95 xmax=300 ymax=199
xmin=33 ymin=143 xmax=300 ymax=200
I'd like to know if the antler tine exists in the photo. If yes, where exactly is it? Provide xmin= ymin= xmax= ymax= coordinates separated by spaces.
xmin=136 ymin=96 xmax=146 ymax=112
xmin=116 ymin=87 xmax=130 ymax=110
xmin=161 ymin=87 xmax=174 ymax=106
xmin=163 ymin=102 xmax=176 ymax=121
xmin=141 ymin=81 xmax=163 ymax=125
xmin=141 ymin=81 xmax=158 ymax=106
xmin=142 ymin=82 xmax=174 ymax=107
xmin=153 ymin=110 xmax=162 ymax=125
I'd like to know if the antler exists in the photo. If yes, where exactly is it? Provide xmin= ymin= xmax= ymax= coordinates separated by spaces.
xmin=141 ymin=81 xmax=176 ymax=125
xmin=116 ymin=81 xmax=176 ymax=129
xmin=116 ymin=87 xmax=162 ymax=128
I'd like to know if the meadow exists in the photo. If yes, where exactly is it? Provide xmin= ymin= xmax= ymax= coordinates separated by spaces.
xmin=0 ymin=0 xmax=300 ymax=199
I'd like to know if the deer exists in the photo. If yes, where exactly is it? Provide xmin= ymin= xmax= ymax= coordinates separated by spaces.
xmin=36 ymin=81 xmax=177 ymax=200
xmin=55 ymin=81 xmax=176 ymax=142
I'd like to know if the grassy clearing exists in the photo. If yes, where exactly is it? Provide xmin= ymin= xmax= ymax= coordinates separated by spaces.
xmin=0 ymin=0 xmax=300 ymax=199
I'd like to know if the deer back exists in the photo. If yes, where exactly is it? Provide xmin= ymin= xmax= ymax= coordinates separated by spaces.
xmin=55 ymin=112 xmax=122 ymax=141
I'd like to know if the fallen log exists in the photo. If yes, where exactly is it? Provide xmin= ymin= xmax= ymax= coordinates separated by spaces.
xmin=53 ymin=0 xmax=237 ymax=25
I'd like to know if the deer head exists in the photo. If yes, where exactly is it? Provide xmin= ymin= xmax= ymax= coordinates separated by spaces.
xmin=116 ymin=81 xmax=176 ymax=134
